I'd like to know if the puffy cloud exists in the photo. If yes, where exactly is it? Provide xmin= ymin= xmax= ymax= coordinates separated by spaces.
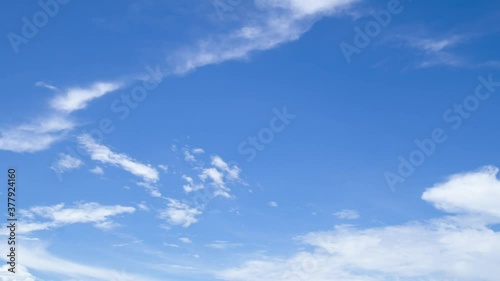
xmin=159 ymin=199 xmax=202 ymax=228
xmin=199 ymin=155 xmax=242 ymax=198
xmin=10 ymin=202 xmax=135 ymax=234
xmin=51 ymin=153 xmax=84 ymax=173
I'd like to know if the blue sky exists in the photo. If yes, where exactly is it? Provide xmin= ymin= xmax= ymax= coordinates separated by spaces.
xmin=1 ymin=0 xmax=500 ymax=280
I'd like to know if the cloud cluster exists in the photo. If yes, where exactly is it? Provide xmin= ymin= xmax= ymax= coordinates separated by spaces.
xmin=159 ymin=199 xmax=202 ymax=228
xmin=0 ymin=115 xmax=74 ymax=153
xmin=422 ymin=166 xmax=500 ymax=221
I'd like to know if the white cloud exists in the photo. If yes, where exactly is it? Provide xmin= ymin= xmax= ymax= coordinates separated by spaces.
xmin=206 ymin=240 xmax=242 ymax=250
xmin=78 ymin=134 xmax=160 ymax=187
xmin=18 ymin=243 xmax=161 ymax=281
xmin=0 ymin=81 xmax=124 ymax=153
xmin=90 ymin=165 xmax=105 ymax=175
xmin=217 ymin=166 xmax=500 ymax=281
xmin=192 ymin=148 xmax=205 ymax=154
xmin=268 ymin=201 xmax=278 ymax=207
xmin=35 ymin=81 xmax=59 ymax=91
xmin=158 ymin=164 xmax=169 ymax=172
xmin=218 ymin=219 xmax=500 ymax=281
xmin=11 ymin=202 xmax=135 ymax=234
xmin=395 ymin=35 xmax=466 ymax=68
xmin=422 ymin=166 xmax=500 ymax=221
xmin=171 ymin=144 xmax=178 ymax=152
xmin=2 ymin=0 xmax=359 ymax=155
xmin=137 ymin=202 xmax=150 ymax=211
xmin=198 ymin=155 xmax=242 ymax=198
xmin=333 ymin=209 xmax=360 ymax=220
xmin=418 ymin=38 xmax=460 ymax=52
xmin=1 ymin=0 xmax=358 ymax=154
xmin=51 ymin=153 xmax=84 ymax=173
xmin=0 ymin=115 xmax=74 ymax=153
xmin=50 ymin=82 xmax=123 ymax=113
xmin=201 ymin=167 xmax=230 ymax=198
xmin=179 ymin=237 xmax=192 ymax=244
xmin=0 ymin=264 xmax=37 ymax=281
xmin=211 ymin=155 xmax=241 ymax=180
xmin=256 ymin=0 xmax=357 ymax=17
xmin=184 ymin=149 xmax=196 ymax=162
xmin=137 ymin=181 xmax=162 ymax=198
xmin=159 ymin=199 xmax=202 ymax=228
xmin=171 ymin=0 xmax=358 ymax=75
xmin=182 ymin=175 xmax=204 ymax=193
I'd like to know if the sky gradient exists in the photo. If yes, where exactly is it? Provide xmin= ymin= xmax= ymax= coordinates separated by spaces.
xmin=1 ymin=0 xmax=500 ymax=280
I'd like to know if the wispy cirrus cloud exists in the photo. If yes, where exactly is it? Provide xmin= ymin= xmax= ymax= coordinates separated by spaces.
xmin=206 ymin=240 xmax=243 ymax=250
xmin=50 ymin=81 xmax=123 ymax=113
xmin=19 ymin=243 xmax=161 ymax=281
xmin=0 ymin=81 xmax=124 ymax=153
xmin=170 ymin=0 xmax=359 ymax=74
xmin=7 ymin=202 xmax=135 ymax=234
xmin=199 ymin=155 xmax=242 ymax=198
xmin=0 ymin=264 xmax=37 ymax=281
xmin=388 ymin=30 xmax=500 ymax=68
xmin=422 ymin=166 xmax=500 ymax=221
xmin=0 ymin=115 xmax=75 ymax=153
xmin=77 ymin=134 xmax=161 ymax=196
xmin=178 ymin=150 xmax=243 ymax=198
